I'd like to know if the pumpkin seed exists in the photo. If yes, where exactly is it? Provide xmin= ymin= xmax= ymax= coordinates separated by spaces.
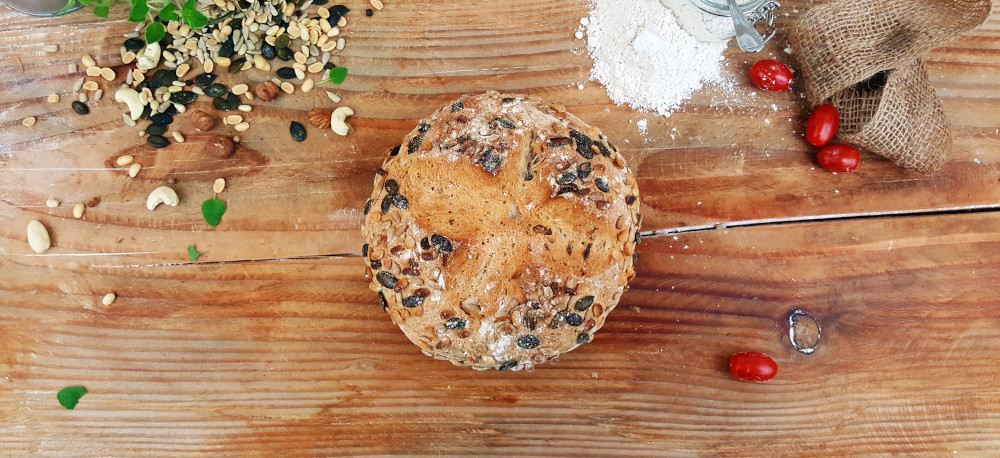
xmin=380 ymin=195 xmax=392 ymax=214
xmin=276 ymin=67 xmax=297 ymax=79
xmin=71 ymin=101 xmax=90 ymax=115
xmin=407 ymin=133 xmax=424 ymax=154
xmin=149 ymin=113 xmax=174 ymax=125
xmin=289 ymin=121 xmax=306 ymax=142
xmin=547 ymin=137 xmax=571 ymax=147
xmin=595 ymin=177 xmax=610 ymax=192
xmin=576 ymin=333 xmax=591 ymax=344
xmin=123 ymin=38 xmax=144 ymax=51
xmin=204 ymin=83 xmax=228 ymax=98
xmin=213 ymin=97 xmax=231 ymax=111
xmin=384 ymin=179 xmax=399 ymax=194
xmin=376 ymin=271 xmax=397 ymax=289
xmin=595 ymin=141 xmax=612 ymax=157
xmin=402 ymin=296 xmax=424 ymax=308
xmin=145 ymin=124 xmax=167 ymax=136
xmin=495 ymin=117 xmax=516 ymax=129
xmin=570 ymin=130 xmax=594 ymax=159
xmin=363 ymin=199 xmax=372 ymax=215
xmin=228 ymin=58 xmax=246 ymax=74
xmin=498 ymin=361 xmax=518 ymax=371
xmin=377 ymin=291 xmax=387 ymax=310
xmin=194 ymin=73 xmax=217 ymax=88
xmin=557 ymin=171 xmax=577 ymax=185
xmin=481 ymin=148 xmax=501 ymax=174
xmin=516 ymin=335 xmax=541 ymax=350
xmin=389 ymin=145 xmax=401 ymax=156
xmin=276 ymin=47 xmax=294 ymax=61
xmin=626 ymin=195 xmax=636 ymax=205
xmin=370 ymin=259 xmax=382 ymax=270
xmin=218 ymin=39 xmax=235 ymax=58
xmin=147 ymin=135 xmax=170 ymax=148
xmin=261 ymin=42 xmax=276 ymax=60
xmin=430 ymin=234 xmax=452 ymax=252
xmin=574 ymin=296 xmax=594 ymax=311
xmin=391 ymin=193 xmax=408 ymax=210
xmin=445 ymin=317 xmax=467 ymax=330
xmin=577 ymin=162 xmax=592 ymax=179
xmin=170 ymin=91 xmax=197 ymax=104
xmin=451 ymin=101 xmax=463 ymax=112
xmin=275 ymin=34 xmax=290 ymax=49
xmin=417 ymin=122 xmax=430 ymax=133
xmin=566 ymin=313 xmax=583 ymax=326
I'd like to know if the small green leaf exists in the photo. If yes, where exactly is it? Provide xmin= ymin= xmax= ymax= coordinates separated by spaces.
xmin=128 ymin=0 xmax=148 ymax=22
xmin=201 ymin=198 xmax=226 ymax=227
xmin=93 ymin=4 xmax=109 ymax=17
xmin=145 ymin=22 xmax=165 ymax=43
xmin=328 ymin=66 xmax=347 ymax=85
xmin=57 ymin=386 xmax=87 ymax=410
xmin=187 ymin=244 xmax=201 ymax=260
xmin=182 ymin=0 xmax=208 ymax=28
xmin=157 ymin=2 xmax=177 ymax=21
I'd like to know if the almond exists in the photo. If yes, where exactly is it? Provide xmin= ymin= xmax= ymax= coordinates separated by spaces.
xmin=308 ymin=108 xmax=332 ymax=129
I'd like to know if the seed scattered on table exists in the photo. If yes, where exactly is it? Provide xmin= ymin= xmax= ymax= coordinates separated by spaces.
xmin=100 ymin=67 xmax=115 ymax=81
xmin=26 ymin=220 xmax=51 ymax=253
xmin=213 ymin=178 xmax=226 ymax=194
xmin=45 ymin=198 xmax=60 ymax=207
xmin=289 ymin=121 xmax=306 ymax=142
xmin=71 ymin=101 xmax=90 ymax=115
xmin=47 ymin=93 xmax=59 ymax=103
xmin=172 ymin=131 xmax=185 ymax=143
xmin=81 ymin=54 xmax=96 ymax=68
xmin=147 ymin=135 xmax=170 ymax=148
xmin=234 ymin=122 xmax=250 ymax=132
xmin=102 ymin=293 xmax=116 ymax=306
xmin=22 ymin=117 xmax=36 ymax=127
xmin=73 ymin=203 xmax=85 ymax=218
xmin=82 ymin=81 xmax=98 ymax=91
xmin=116 ymin=155 xmax=134 ymax=166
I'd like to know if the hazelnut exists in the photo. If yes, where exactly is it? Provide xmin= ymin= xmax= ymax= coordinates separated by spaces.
xmin=254 ymin=81 xmax=280 ymax=102
xmin=308 ymin=108 xmax=332 ymax=129
xmin=189 ymin=110 xmax=215 ymax=131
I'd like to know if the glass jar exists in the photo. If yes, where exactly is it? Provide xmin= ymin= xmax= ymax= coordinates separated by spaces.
xmin=2 ymin=0 xmax=81 ymax=16
xmin=662 ymin=0 xmax=780 ymax=44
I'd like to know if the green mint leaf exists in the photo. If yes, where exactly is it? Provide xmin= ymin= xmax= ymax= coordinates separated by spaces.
xmin=145 ymin=21 xmax=165 ymax=43
xmin=158 ymin=2 xmax=177 ymax=21
xmin=201 ymin=198 xmax=226 ymax=227
xmin=57 ymin=386 xmax=87 ymax=410
xmin=182 ymin=0 xmax=208 ymax=28
xmin=328 ymin=66 xmax=347 ymax=85
xmin=128 ymin=0 xmax=148 ymax=23
xmin=187 ymin=244 xmax=201 ymax=260
xmin=93 ymin=4 xmax=109 ymax=17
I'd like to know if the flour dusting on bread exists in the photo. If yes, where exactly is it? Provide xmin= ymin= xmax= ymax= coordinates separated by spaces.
xmin=361 ymin=92 xmax=641 ymax=371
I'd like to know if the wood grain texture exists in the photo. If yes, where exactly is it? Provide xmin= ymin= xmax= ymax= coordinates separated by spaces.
xmin=3 ymin=0 xmax=1000 ymax=454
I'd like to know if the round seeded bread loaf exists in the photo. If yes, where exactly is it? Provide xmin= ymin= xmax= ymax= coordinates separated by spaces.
xmin=361 ymin=92 xmax=641 ymax=371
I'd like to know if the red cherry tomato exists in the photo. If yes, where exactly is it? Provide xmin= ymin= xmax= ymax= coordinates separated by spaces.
xmin=817 ymin=144 xmax=861 ymax=172
xmin=805 ymin=104 xmax=839 ymax=147
xmin=749 ymin=60 xmax=793 ymax=91
xmin=729 ymin=352 xmax=778 ymax=382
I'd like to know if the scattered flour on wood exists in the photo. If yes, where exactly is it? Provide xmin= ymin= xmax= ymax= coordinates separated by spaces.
xmin=585 ymin=0 xmax=731 ymax=117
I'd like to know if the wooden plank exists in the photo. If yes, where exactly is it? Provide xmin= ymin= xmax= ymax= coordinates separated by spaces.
xmin=3 ymin=212 xmax=1000 ymax=454
xmin=3 ymin=2 xmax=1000 ymax=266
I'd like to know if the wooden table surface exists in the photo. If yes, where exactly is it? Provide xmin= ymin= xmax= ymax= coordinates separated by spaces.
xmin=3 ymin=0 xmax=1000 ymax=455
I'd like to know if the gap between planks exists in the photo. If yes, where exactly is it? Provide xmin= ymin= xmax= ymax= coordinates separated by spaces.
xmin=104 ymin=203 xmax=1000 ymax=269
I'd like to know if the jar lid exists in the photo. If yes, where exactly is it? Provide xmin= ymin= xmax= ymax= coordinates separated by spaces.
xmin=689 ymin=0 xmax=770 ymax=17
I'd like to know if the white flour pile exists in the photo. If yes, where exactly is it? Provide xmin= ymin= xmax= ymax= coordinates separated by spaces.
xmin=586 ymin=0 xmax=730 ymax=117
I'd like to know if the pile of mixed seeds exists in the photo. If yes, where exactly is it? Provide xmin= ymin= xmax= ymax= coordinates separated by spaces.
xmin=48 ymin=0 xmax=380 ymax=155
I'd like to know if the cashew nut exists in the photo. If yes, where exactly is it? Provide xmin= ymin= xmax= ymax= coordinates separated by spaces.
xmin=146 ymin=186 xmax=180 ymax=211
xmin=115 ymin=86 xmax=144 ymax=121
xmin=136 ymin=42 xmax=160 ymax=71
xmin=330 ymin=106 xmax=354 ymax=136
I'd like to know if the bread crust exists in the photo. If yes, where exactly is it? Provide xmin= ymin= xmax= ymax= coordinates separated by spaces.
xmin=361 ymin=92 xmax=641 ymax=371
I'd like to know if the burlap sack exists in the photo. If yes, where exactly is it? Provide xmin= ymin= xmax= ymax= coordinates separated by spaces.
xmin=788 ymin=0 xmax=991 ymax=172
